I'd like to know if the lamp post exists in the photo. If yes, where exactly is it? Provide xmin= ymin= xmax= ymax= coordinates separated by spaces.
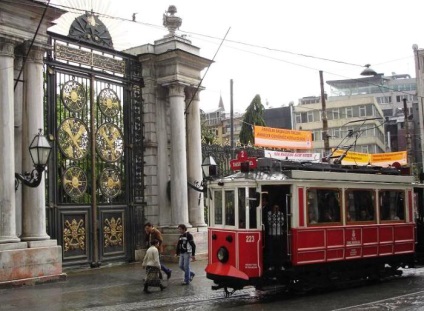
xmin=202 ymin=156 xmax=217 ymax=180
xmin=187 ymin=156 xmax=217 ymax=193
xmin=15 ymin=129 xmax=52 ymax=190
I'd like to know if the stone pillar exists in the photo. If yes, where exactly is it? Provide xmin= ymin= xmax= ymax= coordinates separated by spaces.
xmin=14 ymin=56 xmax=24 ymax=237
xmin=168 ymin=83 xmax=189 ymax=226
xmin=157 ymin=89 xmax=172 ymax=226
xmin=186 ymin=89 xmax=206 ymax=227
xmin=20 ymin=46 xmax=50 ymax=241
xmin=0 ymin=38 xmax=20 ymax=243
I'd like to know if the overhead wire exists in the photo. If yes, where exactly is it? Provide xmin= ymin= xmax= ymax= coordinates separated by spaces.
xmin=39 ymin=1 xmax=424 ymax=106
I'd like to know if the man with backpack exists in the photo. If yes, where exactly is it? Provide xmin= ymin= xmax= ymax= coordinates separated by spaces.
xmin=175 ymin=224 xmax=196 ymax=285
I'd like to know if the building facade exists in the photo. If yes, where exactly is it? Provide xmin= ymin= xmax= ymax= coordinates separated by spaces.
xmin=294 ymin=96 xmax=386 ymax=156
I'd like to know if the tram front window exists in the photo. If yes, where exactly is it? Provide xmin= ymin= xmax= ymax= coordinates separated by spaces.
xmin=238 ymin=188 xmax=246 ymax=228
xmin=225 ymin=190 xmax=235 ymax=226
xmin=214 ymin=190 xmax=222 ymax=225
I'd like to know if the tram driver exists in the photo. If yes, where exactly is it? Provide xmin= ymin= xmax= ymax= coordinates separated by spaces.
xmin=264 ymin=204 xmax=285 ymax=271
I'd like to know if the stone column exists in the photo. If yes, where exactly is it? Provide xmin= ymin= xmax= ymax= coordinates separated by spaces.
xmin=168 ymin=83 xmax=189 ymax=226
xmin=14 ymin=56 xmax=24 ymax=237
xmin=0 ymin=38 xmax=20 ymax=243
xmin=21 ymin=46 xmax=50 ymax=241
xmin=186 ymin=89 xmax=206 ymax=227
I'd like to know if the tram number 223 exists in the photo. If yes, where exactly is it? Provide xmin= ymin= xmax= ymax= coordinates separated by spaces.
xmin=246 ymin=235 xmax=255 ymax=243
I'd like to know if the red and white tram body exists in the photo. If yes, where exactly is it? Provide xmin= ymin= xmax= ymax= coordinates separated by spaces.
xmin=205 ymin=160 xmax=416 ymax=292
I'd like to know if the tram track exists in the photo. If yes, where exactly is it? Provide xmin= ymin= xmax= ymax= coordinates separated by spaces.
xmin=81 ymin=287 xmax=256 ymax=311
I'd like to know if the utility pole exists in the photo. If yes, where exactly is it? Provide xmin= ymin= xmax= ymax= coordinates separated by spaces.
xmin=230 ymin=79 xmax=234 ymax=159
xmin=320 ymin=71 xmax=330 ymax=156
xmin=403 ymin=97 xmax=413 ymax=168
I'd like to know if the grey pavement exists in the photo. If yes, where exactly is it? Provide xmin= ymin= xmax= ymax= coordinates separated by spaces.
xmin=0 ymin=259 xmax=237 ymax=311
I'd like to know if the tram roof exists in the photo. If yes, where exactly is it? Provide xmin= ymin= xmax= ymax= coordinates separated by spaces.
xmin=213 ymin=158 xmax=415 ymax=184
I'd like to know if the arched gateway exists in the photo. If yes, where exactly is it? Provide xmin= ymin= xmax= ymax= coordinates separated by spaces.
xmin=45 ymin=12 xmax=145 ymax=266
xmin=0 ymin=3 xmax=211 ymax=282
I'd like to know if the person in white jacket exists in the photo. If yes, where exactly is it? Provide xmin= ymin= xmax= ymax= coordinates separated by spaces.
xmin=142 ymin=239 xmax=165 ymax=293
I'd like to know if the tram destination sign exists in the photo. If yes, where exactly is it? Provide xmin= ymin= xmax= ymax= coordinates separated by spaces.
xmin=230 ymin=150 xmax=257 ymax=171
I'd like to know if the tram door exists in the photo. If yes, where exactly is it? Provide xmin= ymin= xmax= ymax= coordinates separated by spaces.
xmin=414 ymin=186 xmax=424 ymax=262
xmin=262 ymin=185 xmax=291 ymax=272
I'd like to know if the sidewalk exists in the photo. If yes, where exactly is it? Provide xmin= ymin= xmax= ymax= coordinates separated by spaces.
xmin=0 ymin=259 xmax=217 ymax=311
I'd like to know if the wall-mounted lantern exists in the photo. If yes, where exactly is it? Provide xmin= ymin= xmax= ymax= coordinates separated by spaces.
xmin=15 ymin=129 xmax=52 ymax=190
xmin=202 ymin=156 xmax=217 ymax=180
xmin=187 ymin=156 xmax=218 ymax=193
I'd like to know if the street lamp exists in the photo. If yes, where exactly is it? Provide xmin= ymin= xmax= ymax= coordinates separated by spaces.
xmin=202 ymin=156 xmax=217 ymax=180
xmin=15 ymin=129 xmax=52 ymax=190
xmin=187 ymin=156 xmax=217 ymax=193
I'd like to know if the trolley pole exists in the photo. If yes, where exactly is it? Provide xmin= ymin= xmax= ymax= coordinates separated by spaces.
xmin=320 ymin=71 xmax=330 ymax=157
xmin=403 ymin=98 xmax=413 ymax=169
xmin=230 ymin=79 xmax=234 ymax=159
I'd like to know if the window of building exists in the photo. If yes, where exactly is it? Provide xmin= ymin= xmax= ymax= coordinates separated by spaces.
xmin=307 ymin=111 xmax=314 ymax=122
xmin=295 ymin=113 xmax=302 ymax=124
xmin=366 ymin=104 xmax=373 ymax=116
xmin=377 ymin=96 xmax=392 ymax=104
xmin=361 ymin=145 xmax=369 ymax=153
xmin=332 ymin=108 xmax=340 ymax=120
xmin=359 ymin=105 xmax=366 ymax=117
xmin=346 ymin=189 xmax=375 ymax=222
xmin=333 ymin=128 xmax=341 ymax=139
xmin=313 ymin=130 xmax=321 ymax=141
xmin=345 ymin=107 xmax=353 ymax=118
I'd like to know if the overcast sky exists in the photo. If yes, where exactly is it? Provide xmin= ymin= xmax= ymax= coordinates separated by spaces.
xmin=49 ymin=0 xmax=423 ymax=113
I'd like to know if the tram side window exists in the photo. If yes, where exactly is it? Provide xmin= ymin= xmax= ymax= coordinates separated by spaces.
xmin=225 ymin=190 xmax=235 ymax=226
xmin=379 ymin=190 xmax=405 ymax=221
xmin=238 ymin=188 xmax=246 ymax=228
xmin=214 ymin=190 xmax=222 ymax=225
xmin=346 ymin=189 xmax=375 ymax=222
xmin=307 ymin=188 xmax=341 ymax=224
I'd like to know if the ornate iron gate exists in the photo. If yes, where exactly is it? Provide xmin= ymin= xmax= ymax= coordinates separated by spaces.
xmin=45 ymin=33 xmax=144 ymax=266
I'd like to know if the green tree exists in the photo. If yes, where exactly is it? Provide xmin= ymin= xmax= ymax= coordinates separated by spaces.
xmin=239 ymin=94 xmax=266 ymax=145
xmin=200 ymin=110 xmax=218 ymax=144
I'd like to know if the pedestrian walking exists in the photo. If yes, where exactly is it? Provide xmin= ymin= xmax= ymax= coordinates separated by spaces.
xmin=142 ymin=239 xmax=165 ymax=293
xmin=144 ymin=222 xmax=172 ymax=279
xmin=175 ymin=224 xmax=196 ymax=285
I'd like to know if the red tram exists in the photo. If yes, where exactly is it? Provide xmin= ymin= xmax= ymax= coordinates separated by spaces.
xmin=205 ymin=157 xmax=420 ymax=295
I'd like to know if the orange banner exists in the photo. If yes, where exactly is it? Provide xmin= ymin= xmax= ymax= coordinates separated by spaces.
xmin=332 ymin=150 xmax=407 ymax=166
xmin=371 ymin=151 xmax=407 ymax=166
xmin=254 ymin=126 xmax=312 ymax=150
xmin=332 ymin=150 xmax=370 ymax=165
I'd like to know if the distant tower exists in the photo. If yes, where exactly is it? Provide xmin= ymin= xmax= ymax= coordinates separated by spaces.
xmin=218 ymin=95 xmax=225 ymax=112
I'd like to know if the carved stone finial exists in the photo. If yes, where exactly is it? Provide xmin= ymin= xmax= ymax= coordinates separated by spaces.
xmin=163 ymin=5 xmax=182 ymax=37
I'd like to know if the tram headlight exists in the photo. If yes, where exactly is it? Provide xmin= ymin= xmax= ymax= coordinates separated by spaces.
xmin=217 ymin=247 xmax=229 ymax=263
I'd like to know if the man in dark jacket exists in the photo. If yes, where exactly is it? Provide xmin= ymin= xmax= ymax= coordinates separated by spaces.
xmin=175 ymin=224 xmax=196 ymax=285
xmin=144 ymin=222 xmax=172 ymax=279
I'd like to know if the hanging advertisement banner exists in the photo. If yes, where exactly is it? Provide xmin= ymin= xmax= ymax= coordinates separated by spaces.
xmin=332 ymin=150 xmax=370 ymax=165
xmin=254 ymin=126 xmax=312 ymax=150
xmin=370 ymin=151 xmax=407 ymax=167
xmin=264 ymin=150 xmax=321 ymax=162
xmin=332 ymin=150 xmax=407 ymax=166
